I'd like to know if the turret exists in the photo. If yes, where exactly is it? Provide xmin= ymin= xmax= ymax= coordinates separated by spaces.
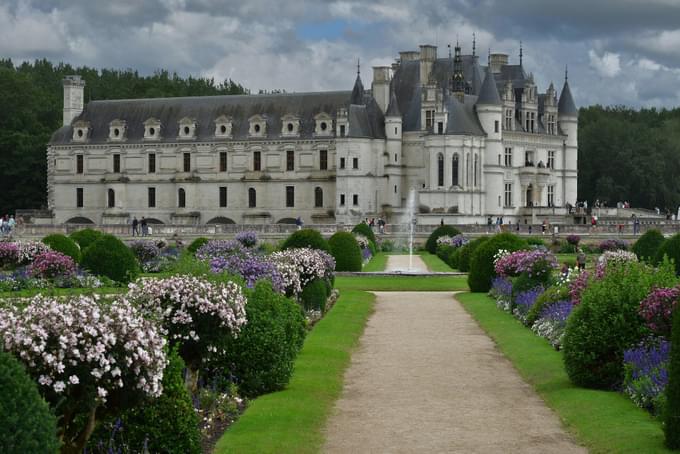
xmin=63 ymin=75 xmax=85 ymax=126
xmin=476 ymin=67 xmax=503 ymax=141
xmin=558 ymin=67 xmax=578 ymax=207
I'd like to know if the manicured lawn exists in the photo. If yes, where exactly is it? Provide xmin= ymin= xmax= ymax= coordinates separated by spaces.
xmin=335 ymin=275 xmax=468 ymax=291
xmin=362 ymin=252 xmax=387 ymax=272
xmin=417 ymin=251 xmax=455 ymax=272
xmin=457 ymin=292 xmax=672 ymax=454
xmin=214 ymin=289 xmax=375 ymax=454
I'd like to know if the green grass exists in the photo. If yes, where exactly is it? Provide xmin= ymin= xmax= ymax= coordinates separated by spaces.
xmin=335 ymin=275 xmax=468 ymax=291
xmin=417 ymin=251 xmax=455 ymax=272
xmin=457 ymin=292 xmax=671 ymax=454
xmin=214 ymin=289 xmax=375 ymax=454
xmin=362 ymin=252 xmax=387 ymax=272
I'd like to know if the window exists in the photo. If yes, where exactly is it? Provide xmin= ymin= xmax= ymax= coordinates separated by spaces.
xmin=504 ymin=147 xmax=512 ymax=167
xmin=525 ymin=113 xmax=530 ymax=132
xmin=148 ymin=187 xmax=156 ymax=208
xmin=340 ymin=157 xmax=346 ymax=169
xmin=286 ymin=150 xmax=295 ymax=171
xmin=107 ymin=189 xmax=115 ymax=208
xmin=437 ymin=153 xmax=444 ymax=187
xmin=425 ymin=109 xmax=434 ymax=130
xmin=352 ymin=157 xmax=358 ymax=169
xmin=76 ymin=188 xmax=83 ymax=208
xmin=320 ymin=149 xmax=327 ymax=170
xmin=525 ymin=150 xmax=534 ymax=166
xmin=314 ymin=187 xmax=323 ymax=207
xmin=248 ymin=188 xmax=256 ymax=207
xmin=394 ymin=184 xmax=397 ymax=193
xmin=437 ymin=122 xmax=443 ymax=134
xmin=113 ymin=154 xmax=120 ymax=173
xmin=504 ymin=109 xmax=513 ymax=130
xmin=219 ymin=187 xmax=227 ymax=207
xmin=219 ymin=152 xmax=227 ymax=172
xmin=494 ymin=120 xmax=499 ymax=133
xmin=474 ymin=154 xmax=479 ymax=187
xmin=178 ymin=188 xmax=186 ymax=208
xmin=340 ymin=193 xmax=345 ymax=206
xmin=76 ymin=154 xmax=83 ymax=174
xmin=340 ymin=125 xmax=346 ymax=137
xmin=530 ymin=112 xmax=535 ymax=133
xmin=286 ymin=186 xmax=294 ymax=207
xmin=253 ymin=151 xmax=261 ymax=171
xmin=548 ymin=150 xmax=555 ymax=169
xmin=183 ymin=152 xmax=191 ymax=172
xmin=352 ymin=194 xmax=359 ymax=206
xmin=394 ymin=153 xmax=398 ymax=163
xmin=547 ymin=114 xmax=556 ymax=134
xmin=548 ymin=185 xmax=555 ymax=207
xmin=148 ymin=153 xmax=156 ymax=173
xmin=452 ymin=154 xmax=459 ymax=186
xmin=504 ymin=183 xmax=512 ymax=207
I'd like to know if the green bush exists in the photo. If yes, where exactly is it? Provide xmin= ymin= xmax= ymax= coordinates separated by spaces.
xmin=352 ymin=222 xmax=376 ymax=243
xmin=300 ymin=278 xmax=328 ymax=312
xmin=448 ymin=248 xmax=461 ymax=270
xmin=81 ymin=234 xmax=140 ymax=283
xmin=425 ymin=225 xmax=461 ymax=254
xmin=631 ymin=229 xmax=665 ymax=264
xmin=281 ymin=228 xmax=330 ymax=252
xmin=436 ymin=244 xmax=456 ymax=264
xmin=527 ymin=237 xmax=546 ymax=248
xmin=666 ymin=307 xmax=680 ymax=449
xmin=328 ymin=232 xmax=362 ymax=272
xmin=42 ymin=233 xmax=81 ymax=263
xmin=69 ymin=228 xmax=103 ymax=251
xmin=0 ymin=349 xmax=59 ymax=453
xmin=563 ymin=261 xmax=677 ymax=389
xmin=379 ymin=239 xmax=395 ymax=252
xmin=526 ymin=284 xmax=570 ymax=326
xmin=468 ymin=233 xmax=527 ymax=292
xmin=223 ymin=281 xmax=306 ymax=397
xmin=187 ymin=237 xmax=209 ymax=254
xmin=457 ymin=237 xmax=489 ymax=272
xmin=656 ymin=233 xmax=680 ymax=275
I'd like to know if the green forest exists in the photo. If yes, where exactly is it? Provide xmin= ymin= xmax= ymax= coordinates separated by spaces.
xmin=0 ymin=59 xmax=679 ymax=215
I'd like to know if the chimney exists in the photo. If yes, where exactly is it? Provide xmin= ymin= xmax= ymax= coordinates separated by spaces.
xmin=419 ymin=44 xmax=437 ymax=83
xmin=399 ymin=51 xmax=420 ymax=62
xmin=371 ymin=66 xmax=391 ymax=113
xmin=63 ymin=75 xmax=85 ymax=126
xmin=489 ymin=53 xmax=508 ymax=74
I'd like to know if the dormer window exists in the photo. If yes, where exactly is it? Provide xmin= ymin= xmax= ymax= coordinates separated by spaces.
xmin=248 ymin=115 xmax=267 ymax=137
xmin=144 ymin=118 xmax=162 ymax=141
xmin=281 ymin=114 xmax=300 ymax=137
xmin=214 ymin=115 xmax=232 ymax=138
xmin=178 ymin=117 xmax=196 ymax=140
xmin=108 ymin=119 xmax=126 ymax=141
xmin=72 ymin=120 xmax=90 ymax=142
xmin=314 ymin=112 xmax=332 ymax=136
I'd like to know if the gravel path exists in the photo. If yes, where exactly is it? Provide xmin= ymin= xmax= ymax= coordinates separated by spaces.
xmin=323 ymin=291 xmax=586 ymax=453
xmin=385 ymin=254 xmax=429 ymax=272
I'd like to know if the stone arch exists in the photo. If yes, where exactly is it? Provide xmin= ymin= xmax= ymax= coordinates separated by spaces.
xmin=145 ymin=218 xmax=164 ymax=225
xmin=206 ymin=216 xmax=236 ymax=225
xmin=277 ymin=217 xmax=297 ymax=224
xmin=65 ymin=216 xmax=95 ymax=224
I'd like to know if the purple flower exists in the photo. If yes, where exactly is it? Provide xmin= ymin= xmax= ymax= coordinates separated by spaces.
xmin=599 ymin=239 xmax=628 ymax=252
xmin=27 ymin=251 xmax=76 ymax=279
xmin=129 ymin=240 xmax=161 ymax=263
xmin=513 ymin=286 xmax=544 ymax=321
xmin=623 ymin=339 xmax=670 ymax=413
xmin=566 ymin=235 xmax=580 ymax=246
xmin=639 ymin=286 xmax=680 ymax=338
xmin=196 ymin=240 xmax=247 ymax=261
xmin=490 ymin=277 xmax=513 ymax=299
xmin=235 ymin=231 xmax=258 ymax=248
xmin=495 ymin=249 xmax=558 ymax=278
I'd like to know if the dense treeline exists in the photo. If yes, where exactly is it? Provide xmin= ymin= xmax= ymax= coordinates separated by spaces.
xmin=579 ymin=105 xmax=680 ymax=211
xmin=0 ymin=59 xmax=246 ymax=214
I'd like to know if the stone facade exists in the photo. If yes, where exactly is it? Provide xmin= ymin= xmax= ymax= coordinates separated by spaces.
xmin=47 ymin=43 xmax=578 ymax=226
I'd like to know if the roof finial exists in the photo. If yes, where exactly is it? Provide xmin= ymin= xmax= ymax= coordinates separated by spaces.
xmin=472 ymin=32 xmax=476 ymax=57
xmin=565 ymin=64 xmax=568 ymax=81
xmin=488 ymin=48 xmax=491 ymax=66
xmin=357 ymin=58 xmax=360 ymax=76
xmin=448 ymin=43 xmax=452 ymax=59
xmin=519 ymin=41 xmax=523 ymax=66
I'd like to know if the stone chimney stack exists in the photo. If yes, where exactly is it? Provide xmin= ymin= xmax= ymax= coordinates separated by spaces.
xmin=419 ymin=44 xmax=437 ymax=83
xmin=372 ymin=66 xmax=391 ymax=113
xmin=489 ymin=53 xmax=508 ymax=74
xmin=63 ymin=75 xmax=85 ymax=126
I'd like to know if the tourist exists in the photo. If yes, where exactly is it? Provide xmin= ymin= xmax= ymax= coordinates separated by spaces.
xmin=8 ymin=215 xmax=15 ymax=233
xmin=378 ymin=217 xmax=385 ymax=234
xmin=528 ymin=225 xmax=533 ymax=235
xmin=295 ymin=216 xmax=303 ymax=230
xmin=141 ymin=217 xmax=148 ymax=236
xmin=633 ymin=215 xmax=640 ymax=235
xmin=487 ymin=216 xmax=493 ymax=233
xmin=576 ymin=248 xmax=586 ymax=271
xmin=132 ymin=216 xmax=139 ymax=236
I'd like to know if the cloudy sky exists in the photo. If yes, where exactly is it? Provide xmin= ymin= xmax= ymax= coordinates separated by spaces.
xmin=2 ymin=0 xmax=680 ymax=107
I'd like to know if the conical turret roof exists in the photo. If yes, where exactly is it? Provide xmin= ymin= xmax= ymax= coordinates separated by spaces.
xmin=558 ymin=80 xmax=578 ymax=117
xmin=477 ymin=67 xmax=501 ymax=105
xmin=385 ymin=86 xmax=401 ymax=117
xmin=350 ymin=74 xmax=365 ymax=105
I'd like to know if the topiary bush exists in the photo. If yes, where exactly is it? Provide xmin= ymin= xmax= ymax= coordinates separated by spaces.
xmin=457 ymin=236 xmax=489 ymax=272
xmin=187 ymin=237 xmax=210 ymax=254
xmin=328 ymin=232 xmax=362 ymax=272
xmin=468 ymin=233 xmax=527 ymax=293
xmin=81 ymin=234 xmax=140 ymax=283
xmin=425 ymin=225 xmax=461 ymax=254
xmin=42 ymin=233 xmax=81 ymax=263
xmin=0 ymin=349 xmax=60 ymax=453
xmin=281 ymin=228 xmax=330 ymax=252
xmin=656 ymin=233 xmax=680 ymax=275
xmin=69 ymin=228 xmax=103 ymax=251
xmin=352 ymin=222 xmax=376 ymax=243
xmin=665 ymin=307 xmax=680 ymax=449
xmin=633 ymin=229 xmax=665 ymax=264
xmin=563 ymin=260 xmax=678 ymax=389
xmin=447 ymin=248 xmax=461 ymax=270
xmin=300 ymin=278 xmax=328 ymax=311
xmin=222 ymin=281 xmax=306 ymax=397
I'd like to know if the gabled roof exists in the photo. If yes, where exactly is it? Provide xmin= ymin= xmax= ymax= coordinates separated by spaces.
xmin=558 ymin=80 xmax=578 ymax=117
xmin=477 ymin=68 xmax=502 ymax=106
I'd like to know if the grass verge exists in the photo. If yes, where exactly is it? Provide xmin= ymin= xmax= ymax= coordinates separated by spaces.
xmin=417 ymin=251 xmax=455 ymax=272
xmin=457 ymin=292 xmax=671 ymax=454
xmin=214 ymin=289 xmax=375 ymax=454
xmin=335 ymin=275 xmax=468 ymax=291
xmin=362 ymin=252 xmax=387 ymax=272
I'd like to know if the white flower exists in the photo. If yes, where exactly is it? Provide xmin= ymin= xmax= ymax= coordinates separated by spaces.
xmin=53 ymin=381 xmax=65 ymax=393
xmin=68 ymin=375 xmax=79 ymax=385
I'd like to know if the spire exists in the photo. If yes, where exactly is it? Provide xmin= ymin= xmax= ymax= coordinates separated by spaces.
xmin=472 ymin=32 xmax=476 ymax=57
xmin=477 ymin=66 xmax=501 ymax=106
xmin=448 ymin=43 xmax=452 ymax=59
xmin=450 ymin=42 xmax=465 ymax=97
xmin=350 ymin=59 xmax=365 ymax=105
xmin=357 ymin=58 xmax=360 ymax=76
xmin=519 ymin=41 xmax=523 ymax=66
xmin=558 ymin=71 xmax=577 ymax=117
xmin=565 ymin=64 xmax=568 ymax=81
xmin=385 ymin=85 xmax=401 ymax=117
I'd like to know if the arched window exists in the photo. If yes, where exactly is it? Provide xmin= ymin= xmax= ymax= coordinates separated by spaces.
xmin=248 ymin=188 xmax=256 ymax=207
xmin=437 ymin=153 xmax=444 ymax=187
xmin=452 ymin=154 xmax=459 ymax=186
xmin=107 ymin=188 xmax=115 ymax=208
xmin=474 ymin=154 xmax=479 ymax=187
xmin=178 ymin=188 xmax=186 ymax=208
xmin=314 ymin=187 xmax=323 ymax=207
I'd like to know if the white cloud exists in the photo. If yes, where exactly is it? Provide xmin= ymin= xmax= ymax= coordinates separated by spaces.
xmin=588 ymin=50 xmax=621 ymax=77
xmin=0 ymin=2 xmax=69 ymax=55
xmin=638 ymin=58 xmax=662 ymax=71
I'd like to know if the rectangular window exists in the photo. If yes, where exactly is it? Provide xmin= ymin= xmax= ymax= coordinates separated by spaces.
xmin=113 ymin=154 xmax=120 ymax=173
xmin=253 ymin=151 xmax=261 ymax=171
xmin=530 ymin=112 xmax=535 ymax=133
xmin=437 ymin=122 xmax=443 ymax=134
xmin=425 ymin=110 xmax=434 ymax=130
xmin=505 ymin=109 xmax=513 ymax=130
xmin=286 ymin=150 xmax=295 ymax=171
xmin=248 ymin=188 xmax=256 ymax=207
xmin=340 ymin=125 xmax=346 ymax=137
xmin=494 ymin=120 xmax=499 ymax=133
xmin=183 ymin=152 xmax=191 ymax=172
xmin=76 ymin=154 xmax=83 ymax=174
xmin=548 ymin=185 xmax=555 ymax=207
xmin=394 ymin=185 xmax=397 ymax=193
xmin=219 ymin=186 xmax=227 ymax=207
xmin=219 ymin=152 xmax=227 ymax=172
xmin=340 ymin=157 xmax=346 ymax=169
xmin=353 ymin=194 xmax=359 ymax=206
xmin=286 ymin=186 xmax=294 ymax=207
xmin=504 ymin=183 xmax=512 ymax=208
xmin=76 ymin=188 xmax=83 ymax=208
xmin=319 ymin=149 xmax=328 ymax=170
xmin=148 ymin=153 xmax=156 ymax=173
xmin=504 ymin=147 xmax=512 ymax=167
xmin=148 ymin=187 xmax=156 ymax=208
xmin=352 ymin=157 xmax=359 ymax=169
xmin=340 ymin=194 xmax=345 ymax=206
xmin=548 ymin=150 xmax=555 ymax=169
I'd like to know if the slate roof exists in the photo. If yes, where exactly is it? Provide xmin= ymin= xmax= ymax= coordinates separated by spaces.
xmin=558 ymin=80 xmax=578 ymax=117
xmin=477 ymin=68 xmax=502 ymax=105
xmin=385 ymin=87 xmax=401 ymax=117
xmin=446 ymin=95 xmax=486 ymax=135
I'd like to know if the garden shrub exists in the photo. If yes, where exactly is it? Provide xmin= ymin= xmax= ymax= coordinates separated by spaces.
xmin=81 ymin=234 xmax=140 ymax=283
xmin=352 ymin=222 xmax=376 ymax=243
xmin=666 ymin=307 xmax=680 ymax=448
xmin=129 ymin=240 xmax=161 ymax=263
xmin=235 ymin=231 xmax=258 ymax=248
xmin=0 ymin=349 xmax=59 ymax=454
xmin=527 ymin=237 xmax=546 ymax=248
xmin=300 ymin=278 xmax=328 ymax=311
xmin=425 ymin=225 xmax=461 ymax=254
xmin=448 ymin=248 xmax=461 ymax=270
xmin=222 ymin=281 xmax=306 ymax=397
xmin=468 ymin=233 xmax=527 ymax=292
xmin=328 ymin=232 xmax=362 ymax=272
xmin=563 ymin=261 xmax=678 ymax=389
xmin=28 ymin=251 xmax=76 ymax=279
xmin=281 ymin=228 xmax=330 ymax=252
xmin=42 ymin=233 xmax=81 ymax=263
xmin=526 ymin=284 xmax=570 ymax=326
xmin=656 ymin=233 xmax=680 ymax=275
xmin=380 ymin=239 xmax=395 ymax=252
xmin=436 ymin=244 xmax=456 ymax=264
xmin=632 ymin=229 xmax=665 ymax=264
xmin=69 ymin=228 xmax=103 ymax=251
xmin=187 ymin=237 xmax=209 ymax=254
xmin=457 ymin=236 xmax=489 ymax=272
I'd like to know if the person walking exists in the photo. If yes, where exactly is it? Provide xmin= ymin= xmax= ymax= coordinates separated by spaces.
xmin=141 ymin=217 xmax=148 ymax=237
xmin=295 ymin=216 xmax=303 ymax=230
xmin=132 ymin=216 xmax=139 ymax=236
xmin=576 ymin=248 xmax=587 ymax=271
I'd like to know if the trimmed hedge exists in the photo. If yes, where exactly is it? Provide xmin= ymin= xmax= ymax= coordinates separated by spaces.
xmin=666 ymin=307 xmax=680 ymax=448
xmin=632 ymin=229 xmax=665 ymax=264
xmin=0 ymin=349 xmax=60 ymax=453
xmin=468 ymin=233 xmax=527 ymax=293
xmin=656 ymin=233 xmax=680 ymax=275
xmin=457 ymin=237 xmax=489 ymax=273
xmin=300 ymin=278 xmax=328 ymax=312
xmin=81 ymin=234 xmax=140 ymax=283
xmin=352 ymin=222 xmax=376 ymax=243
xmin=281 ymin=229 xmax=330 ymax=252
xmin=328 ymin=232 xmax=362 ymax=272
xmin=187 ymin=237 xmax=209 ymax=254
xmin=69 ymin=228 xmax=103 ymax=251
xmin=425 ymin=225 xmax=461 ymax=254
xmin=42 ymin=233 xmax=81 ymax=263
